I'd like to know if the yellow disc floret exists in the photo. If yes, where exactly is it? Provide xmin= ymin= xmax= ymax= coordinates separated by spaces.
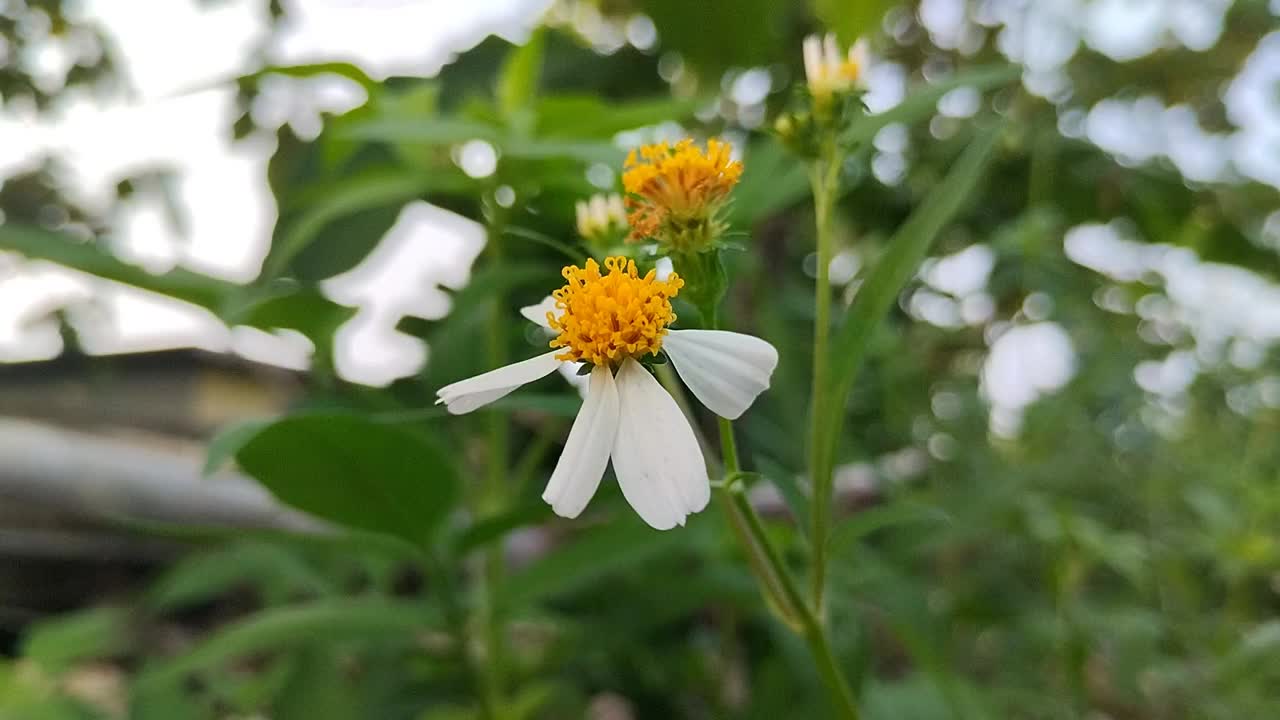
xmin=548 ymin=257 xmax=683 ymax=366
xmin=622 ymin=138 xmax=743 ymax=249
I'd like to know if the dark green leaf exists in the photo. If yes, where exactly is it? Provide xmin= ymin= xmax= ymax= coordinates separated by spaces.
xmin=235 ymin=413 xmax=460 ymax=545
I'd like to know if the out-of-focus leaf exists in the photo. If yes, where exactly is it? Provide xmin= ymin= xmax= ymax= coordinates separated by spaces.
xmin=497 ymin=28 xmax=545 ymax=121
xmin=642 ymin=0 xmax=786 ymax=78
xmin=502 ymin=520 xmax=685 ymax=608
xmin=843 ymin=65 xmax=1019 ymax=148
xmin=144 ymin=541 xmax=333 ymax=612
xmin=235 ymin=413 xmax=459 ymax=545
xmin=225 ymin=288 xmax=357 ymax=358
xmin=0 ymin=225 xmax=236 ymax=311
xmin=453 ymin=502 xmax=553 ymax=554
xmin=338 ymin=117 xmax=502 ymax=145
xmin=264 ymin=169 xmax=471 ymax=282
xmin=272 ymin=648 xmax=365 ymax=720
xmin=815 ymin=125 xmax=1002 ymax=531
xmin=240 ymin=62 xmax=377 ymax=91
xmin=730 ymin=137 xmax=811 ymax=226
xmin=829 ymin=502 xmax=951 ymax=550
xmin=203 ymin=419 xmax=272 ymax=475
xmin=138 ymin=600 xmax=435 ymax=688
xmin=534 ymin=95 xmax=703 ymax=139
xmin=22 ymin=607 xmax=131 ymax=673
xmin=813 ymin=0 xmax=895 ymax=44
xmin=502 ymin=138 xmax=624 ymax=165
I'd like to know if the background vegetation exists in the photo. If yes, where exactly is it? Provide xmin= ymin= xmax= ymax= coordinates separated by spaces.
xmin=1 ymin=1 xmax=1278 ymax=718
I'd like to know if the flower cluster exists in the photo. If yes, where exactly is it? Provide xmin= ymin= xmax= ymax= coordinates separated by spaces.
xmin=775 ymin=34 xmax=871 ymax=156
xmin=622 ymin=138 xmax=742 ymax=253
xmin=547 ymin=257 xmax=683 ymax=366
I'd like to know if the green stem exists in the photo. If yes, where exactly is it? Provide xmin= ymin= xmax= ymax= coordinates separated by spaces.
xmin=808 ymin=144 xmax=842 ymax=612
xmin=719 ymin=467 xmax=860 ymax=719
xmin=477 ymin=200 xmax=509 ymax=719
xmin=710 ymin=309 xmax=859 ymax=718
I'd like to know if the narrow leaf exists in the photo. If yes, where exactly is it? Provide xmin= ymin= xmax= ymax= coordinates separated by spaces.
xmin=815 ymin=125 xmax=1004 ymax=530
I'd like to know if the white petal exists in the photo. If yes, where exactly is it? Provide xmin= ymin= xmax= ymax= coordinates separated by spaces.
xmin=542 ymin=364 xmax=619 ymax=518
xmin=519 ymin=295 xmax=560 ymax=329
xmin=663 ymin=330 xmax=779 ymax=420
xmin=435 ymin=351 xmax=561 ymax=414
xmin=611 ymin=358 xmax=709 ymax=530
xmin=803 ymin=35 xmax=822 ymax=84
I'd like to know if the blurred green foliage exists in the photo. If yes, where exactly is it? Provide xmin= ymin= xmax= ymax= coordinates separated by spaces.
xmin=2 ymin=0 xmax=1279 ymax=718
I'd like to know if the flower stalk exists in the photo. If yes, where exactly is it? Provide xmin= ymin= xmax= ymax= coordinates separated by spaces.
xmin=807 ymin=139 xmax=844 ymax=613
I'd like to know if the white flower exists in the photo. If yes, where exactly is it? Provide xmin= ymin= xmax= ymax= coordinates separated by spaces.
xmin=437 ymin=257 xmax=778 ymax=530
xmin=575 ymin=193 xmax=628 ymax=242
xmin=802 ymin=33 xmax=870 ymax=99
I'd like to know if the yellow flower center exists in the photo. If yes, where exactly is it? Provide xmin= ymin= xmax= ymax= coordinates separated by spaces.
xmin=548 ymin=257 xmax=683 ymax=366
xmin=621 ymin=138 xmax=743 ymax=244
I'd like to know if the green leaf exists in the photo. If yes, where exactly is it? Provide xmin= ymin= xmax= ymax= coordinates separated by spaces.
xmin=502 ymin=520 xmax=684 ymax=608
xmin=642 ymin=0 xmax=786 ymax=78
xmin=828 ymin=502 xmax=951 ymax=551
xmin=22 ymin=607 xmax=131 ymax=673
xmin=144 ymin=541 xmax=333 ymax=612
xmin=203 ymin=418 xmax=272 ymax=475
xmin=730 ymin=137 xmax=811 ymax=226
xmin=843 ymin=65 xmax=1019 ymax=148
xmin=497 ymin=28 xmax=545 ymax=121
xmin=534 ymin=95 xmax=703 ymax=139
xmin=225 ymin=288 xmax=357 ymax=359
xmin=241 ymin=61 xmax=377 ymax=91
xmin=814 ymin=125 xmax=1003 ymax=534
xmin=812 ymin=0 xmax=895 ymax=44
xmin=338 ymin=117 xmax=502 ymax=145
xmin=235 ymin=413 xmax=460 ymax=545
xmin=138 ymin=600 xmax=435 ymax=688
xmin=452 ymin=502 xmax=553 ymax=554
xmin=264 ymin=169 xmax=469 ymax=282
xmin=0 ymin=225 xmax=236 ymax=311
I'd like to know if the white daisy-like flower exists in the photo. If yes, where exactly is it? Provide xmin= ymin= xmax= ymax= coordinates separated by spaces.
xmin=437 ymin=257 xmax=778 ymax=530
xmin=802 ymin=33 xmax=870 ymax=99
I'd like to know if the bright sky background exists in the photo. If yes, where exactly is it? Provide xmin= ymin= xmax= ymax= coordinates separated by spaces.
xmin=2 ymin=0 xmax=1279 ymax=433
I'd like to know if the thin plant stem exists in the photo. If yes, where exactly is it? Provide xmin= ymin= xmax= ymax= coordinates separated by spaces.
xmin=710 ymin=310 xmax=859 ymax=718
xmin=477 ymin=199 xmax=510 ymax=719
xmin=807 ymin=142 xmax=843 ymax=612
